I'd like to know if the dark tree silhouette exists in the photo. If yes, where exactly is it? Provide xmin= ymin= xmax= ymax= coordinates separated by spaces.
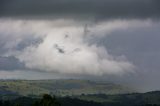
xmin=33 ymin=94 xmax=61 ymax=106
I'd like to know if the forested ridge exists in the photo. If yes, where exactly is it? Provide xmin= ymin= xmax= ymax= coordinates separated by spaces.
xmin=0 ymin=91 xmax=160 ymax=106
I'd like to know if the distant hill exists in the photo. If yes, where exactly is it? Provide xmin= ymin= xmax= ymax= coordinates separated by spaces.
xmin=0 ymin=79 xmax=134 ymax=96
xmin=77 ymin=91 xmax=160 ymax=105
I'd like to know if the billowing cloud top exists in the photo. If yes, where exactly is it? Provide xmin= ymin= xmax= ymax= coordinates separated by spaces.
xmin=0 ymin=19 xmax=136 ymax=75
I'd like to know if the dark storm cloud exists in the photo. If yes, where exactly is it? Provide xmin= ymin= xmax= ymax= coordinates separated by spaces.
xmin=0 ymin=0 xmax=160 ymax=20
xmin=0 ymin=56 xmax=25 ymax=70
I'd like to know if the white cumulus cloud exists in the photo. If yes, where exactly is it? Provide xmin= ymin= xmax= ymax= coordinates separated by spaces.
xmin=0 ymin=19 xmax=143 ymax=76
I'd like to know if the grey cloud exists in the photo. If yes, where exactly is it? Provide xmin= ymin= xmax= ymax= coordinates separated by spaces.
xmin=54 ymin=44 xmax=65 ymax=54
xmin=94 ymin=22 xmax=160 ymax=91
xmin=0 ymin=22 xmax=44 ymax=56
xmin=16 ymin=35 xmax=43 ymax=51
xmin=0 ymin=0 xmax=160 ymax=20
xmin=0 ymin=56 xmax=25 ymax=70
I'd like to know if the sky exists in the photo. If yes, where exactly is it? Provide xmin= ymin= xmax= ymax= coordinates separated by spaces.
xmin=0 ymin=0 xmax=160 ymax=92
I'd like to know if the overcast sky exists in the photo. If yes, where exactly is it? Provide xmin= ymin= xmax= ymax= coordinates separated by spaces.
xmin=0 ymin=0 xmax=160 ymax=92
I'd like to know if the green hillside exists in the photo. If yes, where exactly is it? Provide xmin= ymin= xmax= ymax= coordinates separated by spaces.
xmin=77 ymin=91 xmax=160 ymax=105
xmin=0 ymin=79 xmax=134 ymax=96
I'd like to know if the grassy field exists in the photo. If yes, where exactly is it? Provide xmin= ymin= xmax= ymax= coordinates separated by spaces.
xmin=0 ymin=79 xmax=134 ymax=97
xmin=77 ymin=91 xmax=160 ymax=105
